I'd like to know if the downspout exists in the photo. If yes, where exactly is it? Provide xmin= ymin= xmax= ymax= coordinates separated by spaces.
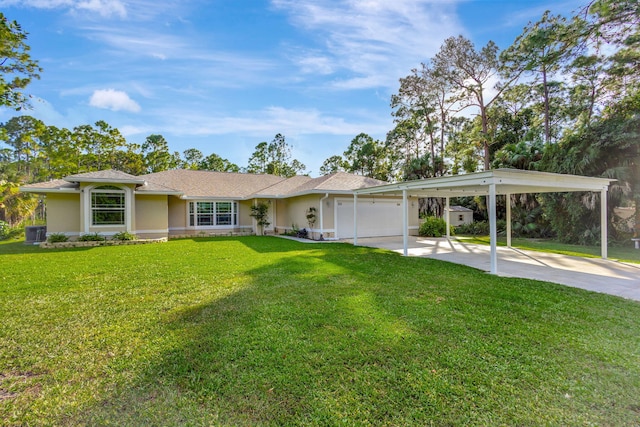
xmin=252 ymin=198 xmax=257 ymax=235
xmin=319 ymin=193 xmax=329 ymax=240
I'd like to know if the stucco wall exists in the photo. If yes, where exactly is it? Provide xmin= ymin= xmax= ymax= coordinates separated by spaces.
xmin=168 ymin=196 xmax=186 ymax=233
xmin=168 ymin=197 xmax=256 ymax=236
xmin=238 ymin=200 xmax=254 ymax=229
xmin=274 ymin=194 xmax=339 ymax=239
xmin=135 ymin=194 xmax=169 ymax=238
xmin=448 ymin=210 xmax=473 ymax=227
xmin=45 ymin=193 xmax=81 ymax=236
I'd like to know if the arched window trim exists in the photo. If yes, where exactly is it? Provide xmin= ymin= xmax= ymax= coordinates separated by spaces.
xmin=83 ymin=184 xmax=133 ymax=233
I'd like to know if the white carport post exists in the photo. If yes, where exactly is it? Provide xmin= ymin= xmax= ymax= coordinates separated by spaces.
xmin=353 ymin=193 xmax=358 ymax=246
xmin=488 ymin=183 xmax=498 ymax=275
xmin=601 ymin=188 xmax=608 ymax=259
xmin=506 ymin=193 xmax=512 ymax=248
xmin=445 ymin=197 xmax=451 ymax=240
xmin=402 ymin=189 xmax=408 ymax=256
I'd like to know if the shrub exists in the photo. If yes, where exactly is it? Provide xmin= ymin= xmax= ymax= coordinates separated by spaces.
xmin=456 ymin=221 xmax=489 ymax=236
xmin=249 ymin=202 xmax=270 ymax=235
xmin=0 ymin=220 xmax=8 ymax=240
xmin=419 ymin=216 xmax=453 ymax=237
xmin=78 ymin=232 xmax=106 ymax=242
xmin=48 ymin=233 xmax=69 ymax=243
xmin=112 ymin=231 xmax=136 ymax=241
xmin=455 ymin=220 xmax=510 ymax=236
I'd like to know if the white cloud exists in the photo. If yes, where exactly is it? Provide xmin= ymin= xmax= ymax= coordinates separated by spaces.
xmin=89 ymin=89 xmax=141 ymax=112
xmin=4 ymin=0 xmax=127 ymax=18
xmin=272 ymin=0 xmax=464 ymax=90
xmin=297 ymin=54 xmax=334 ymax=75
xmin=140 ymin=105 xmax=388 ymax=138
xmin=76 ymin=0 xmax=127 ymax=18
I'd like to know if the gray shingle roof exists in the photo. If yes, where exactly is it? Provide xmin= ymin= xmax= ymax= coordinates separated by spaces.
xmin=22 ymin=169 xmax=388 ymax=198
xmin=64 ymin=169 xmax=145 ymax=184
xmin=253 ymin=175 xmax=314 ymax=197
xmin=285 ymin=172 xmax=388 ymax=195
xmin=449 ymin=205 xmax=473 ymax=212
xmin=142 ymin=169 xmax=286 ymax=198
xmin=20 ymin=179 xmax=79 ymax=191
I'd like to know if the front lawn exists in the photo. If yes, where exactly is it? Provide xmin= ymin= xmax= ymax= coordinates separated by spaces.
xmin=1 ymin=237 xmax=639 ymax=425
xmin=454 ymin=235 xmax=640 ymax=264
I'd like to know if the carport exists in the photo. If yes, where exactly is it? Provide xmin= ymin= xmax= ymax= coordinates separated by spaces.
xmin=352 ymin=169 xmax=615 ymax=275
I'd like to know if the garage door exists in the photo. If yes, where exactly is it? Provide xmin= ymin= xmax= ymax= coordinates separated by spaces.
xmin=335 ymin=198 xmax=404 ymax=239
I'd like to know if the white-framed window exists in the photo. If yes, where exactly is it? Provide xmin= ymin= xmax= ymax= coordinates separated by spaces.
xmin=189 ymin=201 xmax=238 ymax=227
xmin=91 ymin=185 xmax=126 ymax=225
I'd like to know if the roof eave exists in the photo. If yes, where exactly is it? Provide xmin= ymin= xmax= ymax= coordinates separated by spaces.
xmin=64 ymin=177 xmax=146 ymax=185
xmin=19 ymin=187 xmax=80 ymax=194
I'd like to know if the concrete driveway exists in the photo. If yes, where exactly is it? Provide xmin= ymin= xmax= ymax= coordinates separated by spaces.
xmin=352 ymin=236 xmax=640 ymax=302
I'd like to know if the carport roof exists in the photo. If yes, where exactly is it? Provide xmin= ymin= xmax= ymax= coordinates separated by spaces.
xmin=353 ymin=168 xmax=615 ymax=197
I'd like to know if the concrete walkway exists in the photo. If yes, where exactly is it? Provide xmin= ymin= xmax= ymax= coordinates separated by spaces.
xmin=352 ymin=236 xmax=640 ymax=302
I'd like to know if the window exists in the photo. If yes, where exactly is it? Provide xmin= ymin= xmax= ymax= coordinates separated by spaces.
xmin=458 ymin=214 xmax=464 ymax=222
xmin=189 ymin=201 xmax=238 ymax=227
xmin=91 ymin=186 xmax=125 ymax=225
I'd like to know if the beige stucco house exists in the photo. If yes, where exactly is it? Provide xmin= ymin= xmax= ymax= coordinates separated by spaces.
xmin=21 ymin=169 xmax=420 ymax=241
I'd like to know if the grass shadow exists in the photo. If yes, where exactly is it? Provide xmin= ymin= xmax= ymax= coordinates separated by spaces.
xmin=58 ymin=241 xmax=640 ymax=426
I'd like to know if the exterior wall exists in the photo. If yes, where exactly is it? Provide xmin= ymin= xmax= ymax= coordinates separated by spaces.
xmin=275 ymin=194 xmax=419 ymax=239
xmin=168 ymin=197 xmax=255 ymax=237
xmin=45 ymin=193 xmax=81 ymax=238
xmin=409 ymin=197 xmax=420 ymax=235
xmin=135 ymin=194 xmax=169 ymax=239
xmin=448 ymin=210 xmax=473 ymax=227
xmin=168 ymin=196 xmax=187 ymax=234
xmin=274 ymin=194 xmax=326 ymax=239
xmin=238 ymin=200 xmax=254 ymax=230
xmin=274 ymin=199 xmax=289 ymax=232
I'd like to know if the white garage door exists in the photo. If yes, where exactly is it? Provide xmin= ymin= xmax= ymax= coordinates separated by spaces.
xmin=335 ymin=198 xmax=404 ymax=239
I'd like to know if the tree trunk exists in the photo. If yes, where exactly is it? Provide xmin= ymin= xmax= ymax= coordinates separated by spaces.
xmin=543 ymin=63 xmax=550 ymax=144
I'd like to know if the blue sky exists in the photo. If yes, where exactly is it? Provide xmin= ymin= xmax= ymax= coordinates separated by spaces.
xmin=1 ymin=0 xmax=584 ymax=176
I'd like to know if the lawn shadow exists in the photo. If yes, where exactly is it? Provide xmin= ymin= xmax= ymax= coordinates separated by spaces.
xmin=60 ymin=240 xmax=640 ymax=426
xmin=0 ymin=240 xmax=98 ymax=255
xmin=63 ymin=245 xmax=468 ymax=425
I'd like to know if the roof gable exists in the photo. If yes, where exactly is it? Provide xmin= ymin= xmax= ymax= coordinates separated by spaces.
xmin=64 ymin=169 xmax=145 ymax=184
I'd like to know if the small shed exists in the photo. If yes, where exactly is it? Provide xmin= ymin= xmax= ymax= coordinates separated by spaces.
xmin=446 ymin=205 xmax=473 ymax=226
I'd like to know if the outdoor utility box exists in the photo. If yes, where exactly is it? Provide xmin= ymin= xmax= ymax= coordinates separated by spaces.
xmin=25 ymin=226 xmax=47 ymax=244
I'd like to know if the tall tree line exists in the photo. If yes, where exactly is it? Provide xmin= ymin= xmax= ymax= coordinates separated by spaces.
xmin=320 ymin=0 xmax=639 ymax=243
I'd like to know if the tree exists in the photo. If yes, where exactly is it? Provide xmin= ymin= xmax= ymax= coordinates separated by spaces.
xmin=541 ymin=91 xmax=640 ymax=243
xmin=501 ymin=12 xmax=572 ymax=144
xmin=444 ymin=117 xmax=480 ymax=174
xmin=182 ymin=148 xmax=204 ymax=170
xmin=0 ymin=115 xmax=45 ymax=179
xmin=246 ymin=134 xmax=306 ymax=177
xmin=343 ymin=133 xmax=393 ymax=181
xmin=141 ymin=134 xmax=180 ymax=173
xmin=111 ymin=144 xmax=145 ymax=176
xmin=0 ymin=13 xmax=42 ymax=110
xmin=433 ymin=36 xmax=519 ymax=170
xmin=319 ymin=155 xmax=347 ymax=175
xmin=199 ymin=153 xmax=240 ymax=172
xmin=391 ymin=62 xmax=455 ymax=176
xmin=0 ymin=179 xmax=37 ymax=227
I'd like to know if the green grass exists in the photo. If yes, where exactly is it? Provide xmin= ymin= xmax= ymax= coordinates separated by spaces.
xmin=1 ymin=237 xmax=640 ymax=426
xmin=454 ymin=235 xmax=640 ymax=263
